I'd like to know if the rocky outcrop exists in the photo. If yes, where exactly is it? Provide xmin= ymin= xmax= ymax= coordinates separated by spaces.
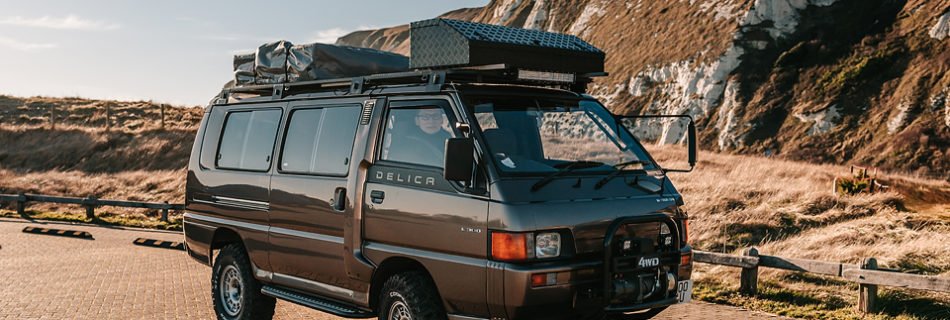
xmin=335 ymin=0 xmax=950 ymax=177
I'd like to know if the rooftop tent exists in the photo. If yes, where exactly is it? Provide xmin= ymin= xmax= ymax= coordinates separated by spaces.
xmin=227 ymin=19 xmax=605 ymax=88
xmin=232 ymin=40 xmax=410 ymax=86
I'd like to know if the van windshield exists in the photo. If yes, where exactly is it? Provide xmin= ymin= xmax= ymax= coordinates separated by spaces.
xmin=465 ymin=96 xmax=657 ymax=175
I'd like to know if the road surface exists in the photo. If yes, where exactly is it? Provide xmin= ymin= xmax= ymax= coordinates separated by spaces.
xmin=0 ymin=218 xmax=792 ymax=319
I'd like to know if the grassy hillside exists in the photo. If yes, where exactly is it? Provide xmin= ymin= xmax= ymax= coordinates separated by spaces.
xmin=653 ymin=149 xmax=950 ymax=319
xmin=0 ymin=95 xmax=947 ymax=317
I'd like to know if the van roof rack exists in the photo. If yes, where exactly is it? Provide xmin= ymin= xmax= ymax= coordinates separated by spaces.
xmin=221 ymin=19 xmax=607 ymax=102
xmin=221 ymin=64 xmax=607 ymax=103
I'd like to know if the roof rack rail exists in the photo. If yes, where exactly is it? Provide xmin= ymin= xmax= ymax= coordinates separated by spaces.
xmin=219 ymin=65 xmax=607 ymax=103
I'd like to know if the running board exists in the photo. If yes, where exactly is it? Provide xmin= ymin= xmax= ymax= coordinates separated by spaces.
xmin=261 ymin=285 xmax=375 ymax=318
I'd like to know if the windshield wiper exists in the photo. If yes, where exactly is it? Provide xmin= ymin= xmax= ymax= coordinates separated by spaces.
xmin=594 ymin=160 xmax=649 ymax=189
xmin=531 ymin=161 xmax=604 ymax=192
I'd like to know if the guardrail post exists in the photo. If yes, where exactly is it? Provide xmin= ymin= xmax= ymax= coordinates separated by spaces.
xmin=83 ymin=196 xmax=98 ymax=220
xmin=859 ymin=257 xmax=878 ymax=313
xmin=740 ymin=247 xmax=759 ymax=296
xmin=16 ymin=192 xmax=26 ymax=216
xmin=160 ymin=201 xmax=169 ymax=223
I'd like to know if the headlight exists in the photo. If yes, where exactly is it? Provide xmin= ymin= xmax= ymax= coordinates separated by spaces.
xmin=535 ymin=232 xmax=561 ymax=258
xmin=491 ymin=230 xmax=564 ymax=261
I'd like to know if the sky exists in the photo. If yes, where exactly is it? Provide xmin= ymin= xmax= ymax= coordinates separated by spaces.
xmin=0 ymin=0 xmax=488 ymax=106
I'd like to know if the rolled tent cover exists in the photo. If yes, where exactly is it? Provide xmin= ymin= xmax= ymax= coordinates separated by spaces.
xmin=233 ymin=40 xmax=409 ymax=86
xmin=254 ymin=40 xmax=293 ymax=84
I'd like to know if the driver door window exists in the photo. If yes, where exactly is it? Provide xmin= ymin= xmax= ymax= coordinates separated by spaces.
xmin=380 ymin=103 xmax=455 ymax=168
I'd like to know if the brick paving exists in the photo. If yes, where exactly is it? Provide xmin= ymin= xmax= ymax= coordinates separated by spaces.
xmin=0 ymin=218 xmax=793 ymax=319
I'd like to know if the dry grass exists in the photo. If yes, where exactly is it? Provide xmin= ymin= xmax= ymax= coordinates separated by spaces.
xmin=652 ymin=147 xmax=950 ymax=319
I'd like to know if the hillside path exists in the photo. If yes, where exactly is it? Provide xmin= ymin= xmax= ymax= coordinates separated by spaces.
xmin=0 ymin=218 xmax=794 ymax=319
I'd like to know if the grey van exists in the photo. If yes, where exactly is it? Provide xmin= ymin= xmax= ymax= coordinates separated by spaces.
xmin=183 ymin=18 xmax=696 ymax=320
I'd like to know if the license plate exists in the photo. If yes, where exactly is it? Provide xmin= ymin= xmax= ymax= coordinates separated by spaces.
xmin=676 ymin=280 xmax=693 ymax=303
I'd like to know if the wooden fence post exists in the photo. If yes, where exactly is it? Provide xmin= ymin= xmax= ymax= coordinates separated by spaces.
xmin=740 ymin=247 xmax=760 ymax=296
xmin=49 ymin=105 xmax=56 ymax=130
xmin=105 ymin=104 xmax=111 ymax=132
xmin=161 ymin=201 xmax=169 ymax=222
xmin=84 ymin=196 xmax=98 ymax=220
xmin=160 ymin=104 xmax=166 ymax=130
xmin=16 ymin=192 xmax=26 ymax=216
xmin=859 ymin=257 xmax=878 ymax=313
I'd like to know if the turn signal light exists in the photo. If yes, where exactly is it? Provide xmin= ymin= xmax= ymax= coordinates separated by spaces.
xmin=491 ymin=232 xmax=528 ymax=261
xmin=682 ymin=219 xmax=689 ymax=244
xmin=680 ymin=252 xmax=692 ymax=266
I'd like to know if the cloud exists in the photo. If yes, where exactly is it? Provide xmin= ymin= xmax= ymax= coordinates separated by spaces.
xmin=0 ymin=36 xmax=57 ymax=51
xmin=310 ymin=25 xmax=378 ymax=44
xmin=310 ymin=27 xmax=351 ymax=44
xmin=0 ymin=14 xmax=119 ymax=30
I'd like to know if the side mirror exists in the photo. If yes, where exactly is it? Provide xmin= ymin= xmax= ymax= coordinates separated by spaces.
xmin=444 ymin=138 xmax=475 ymax=181
xmin=620 ymin=115 xmax=698 ymax=173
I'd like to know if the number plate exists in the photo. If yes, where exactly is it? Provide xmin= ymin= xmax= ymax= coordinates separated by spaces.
xmin=676 ymin=280 xmax=693 ymax=303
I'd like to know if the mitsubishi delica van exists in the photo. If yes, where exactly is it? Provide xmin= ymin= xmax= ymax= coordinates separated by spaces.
xmin=183 ymin=19 xmax=696 ymax=320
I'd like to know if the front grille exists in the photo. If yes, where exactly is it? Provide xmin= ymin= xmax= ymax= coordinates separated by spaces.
xmin=602 ymin=215 xmax=681 ymax=308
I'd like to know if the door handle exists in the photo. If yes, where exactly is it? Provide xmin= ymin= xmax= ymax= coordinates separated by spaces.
xmin=331 ymin=187 xmax=346 ymax=211
xmin=370 ymin=190 xmax=385 ymax=204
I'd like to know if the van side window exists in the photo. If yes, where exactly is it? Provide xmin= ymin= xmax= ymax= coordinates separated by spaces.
xmin=280 ymin=106 xmax=361 ymax=176
xmin=381 ymin=106 xmax=455 ymax=168
xmin=217 ymin=109 xmax=282 ymax=171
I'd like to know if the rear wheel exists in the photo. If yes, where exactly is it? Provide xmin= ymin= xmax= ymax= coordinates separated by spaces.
xmin=377 ymin=271 xmax=445 ymax=320
xmin=211 ymin=243 xmax=276 ymax=320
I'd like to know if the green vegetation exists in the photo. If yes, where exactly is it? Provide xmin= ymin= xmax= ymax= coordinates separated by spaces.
xmin=816 ymin=49 xmax=896 ymax=96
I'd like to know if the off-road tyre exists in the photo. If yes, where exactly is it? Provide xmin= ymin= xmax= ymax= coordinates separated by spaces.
xmin=211 ymin=243 xmax=276 ymax=320
xmin=377 ymin=271 xmax=446 ymax=320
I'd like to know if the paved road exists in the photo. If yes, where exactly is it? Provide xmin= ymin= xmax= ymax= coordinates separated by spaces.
xmin=0 ymin=218 xmax=792 ymax=319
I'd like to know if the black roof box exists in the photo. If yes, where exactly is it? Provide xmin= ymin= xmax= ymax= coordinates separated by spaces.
xmin=409 ymin=19 xmax=605 ymax=74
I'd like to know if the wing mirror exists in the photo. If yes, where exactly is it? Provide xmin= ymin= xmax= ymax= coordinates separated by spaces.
xmin=620 ymin=115 xmax=697 ymax=173
xmin=443 ymin=137 xmax=475 ymax=181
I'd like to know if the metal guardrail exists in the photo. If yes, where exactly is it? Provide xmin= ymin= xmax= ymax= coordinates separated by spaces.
xmin=694 ymin=248 xmax=950 ymax=313
xmin=0 ymin=193 xmax=183 ymax=222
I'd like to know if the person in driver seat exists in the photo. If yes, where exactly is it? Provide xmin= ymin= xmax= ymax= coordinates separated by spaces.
xmin=388 ymin=108 xmax=453 ymax=167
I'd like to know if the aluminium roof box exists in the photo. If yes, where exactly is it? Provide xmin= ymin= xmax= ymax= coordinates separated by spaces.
xmin=409 ymin=19 xmax=605 ymax=74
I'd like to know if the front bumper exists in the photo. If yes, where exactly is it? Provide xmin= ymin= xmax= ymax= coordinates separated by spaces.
xmin=490 ymin=247 xmax=693 ymax=320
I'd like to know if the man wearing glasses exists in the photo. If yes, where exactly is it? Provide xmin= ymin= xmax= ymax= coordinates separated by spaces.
xmin=386 ymin=107 xmax=454 ymax=168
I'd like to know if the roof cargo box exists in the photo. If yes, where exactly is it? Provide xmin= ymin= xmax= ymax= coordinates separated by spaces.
xmin=233 ymin=41 xmax=409 ymax=85
xmin=409 ymin=19 xmax=605 ymax=74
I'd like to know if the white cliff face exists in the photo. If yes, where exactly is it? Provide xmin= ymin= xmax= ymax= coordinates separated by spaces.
xmin=524 ymin=0 xmax=549 ymax=30
xmin=887 ymin=102 xmax=914 ymax=134
xmin=623 ymin=0 xmax=838 ymax=149
xmin=794 ymin=104 xmax=841 ymax=136
xmin=491 ymin=0 xmax=523 ymax=25
xmin=932 ymin=87 xmax=950 ymax=128
xmin=568 ymin=0 xmax=607 ymax=37
xmin=930 ymin=11 xmax=950 ymax=40
xmin=716 ymin=80 xmax=743 ymax=148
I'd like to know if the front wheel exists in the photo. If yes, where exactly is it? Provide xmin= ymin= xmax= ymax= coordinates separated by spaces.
xmin=211 ymin=243 xmax=276 ymax=320
xmin=378 ymin=271 xmax=446 ymax=320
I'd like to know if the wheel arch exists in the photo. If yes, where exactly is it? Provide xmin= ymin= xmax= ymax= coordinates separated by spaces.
xmin=369 ymin=256 xmax=444 ymax=312
xmin=209 ymin=227 xmax=243 ymax=266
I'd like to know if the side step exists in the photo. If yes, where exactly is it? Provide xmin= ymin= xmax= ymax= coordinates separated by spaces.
xmin=261 ymin=285 xmax=375 ymax=318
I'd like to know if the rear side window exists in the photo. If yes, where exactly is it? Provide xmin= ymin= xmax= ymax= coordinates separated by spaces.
xmin=280 ymin=106 xmax=361 ymax=176
xmin=217 ymin=109 xmax=282 ymax=171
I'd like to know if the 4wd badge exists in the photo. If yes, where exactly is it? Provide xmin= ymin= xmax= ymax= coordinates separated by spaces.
xmin=638 ymin=257 xmax=660 ymax=268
